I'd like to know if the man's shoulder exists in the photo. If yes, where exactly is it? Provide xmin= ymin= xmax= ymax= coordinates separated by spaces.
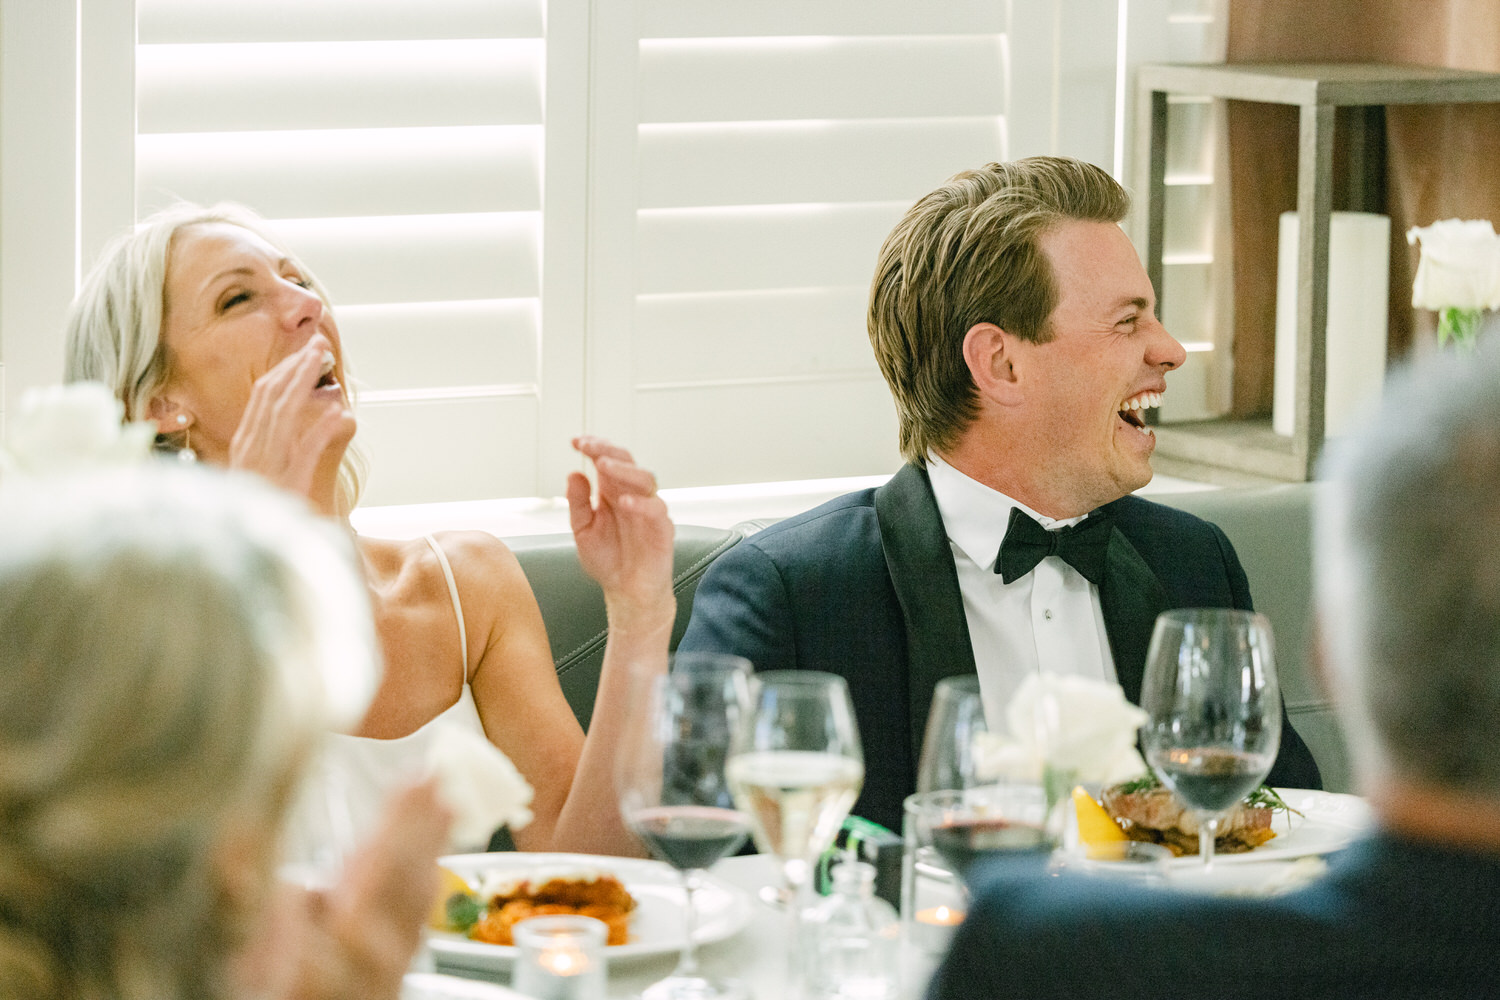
xmin=930 ymin=857 xmax=1355 ymax=1000
xmin=730 ymin=486 xmax=883 ymax=558
xmin=752 ymin=486 xmax=881 ymax=534
xmin=1104 ymin=492 xmax=1221 ymax=535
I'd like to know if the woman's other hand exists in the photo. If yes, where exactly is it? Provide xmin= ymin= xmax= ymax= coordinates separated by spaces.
xmin=566 ymin=436 xmax=676 ymax=633
xmin=229 ymin=333 xmax=356 ymax=509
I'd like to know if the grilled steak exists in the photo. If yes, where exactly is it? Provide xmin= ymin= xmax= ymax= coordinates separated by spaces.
xmin=1102 ymin=783 xmax=1276 ymax=856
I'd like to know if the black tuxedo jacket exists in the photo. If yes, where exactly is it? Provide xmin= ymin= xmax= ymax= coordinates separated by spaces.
xmin=678 ymin=463 xmax=1322 ymax=832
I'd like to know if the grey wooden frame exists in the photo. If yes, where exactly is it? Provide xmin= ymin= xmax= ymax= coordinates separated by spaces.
xmin=1135 ymin=62 xmax=1500 ymax=482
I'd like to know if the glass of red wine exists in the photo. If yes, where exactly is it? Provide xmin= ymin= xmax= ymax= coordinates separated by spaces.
xmin=909 ymin=676 xmax=1054 ymax=889
xmin=1140 ymin=608 xmax=1282 ymax=871
xmin=617 ymin=653 xmax=754 ymax=1000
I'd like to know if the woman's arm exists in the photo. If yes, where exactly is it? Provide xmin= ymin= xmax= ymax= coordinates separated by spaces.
xmin=551 ymin=437 xmax=676 ymax=854
xmin=462 ymin=437 xmax=674 ymax=855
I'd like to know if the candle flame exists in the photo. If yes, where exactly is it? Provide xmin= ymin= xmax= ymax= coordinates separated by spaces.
xmin=540 ymin=945 xmax=590 ymax=977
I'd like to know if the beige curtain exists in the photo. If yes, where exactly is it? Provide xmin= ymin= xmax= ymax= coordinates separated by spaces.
xmin=1224 ymin=1 xmax=1500 ymax=416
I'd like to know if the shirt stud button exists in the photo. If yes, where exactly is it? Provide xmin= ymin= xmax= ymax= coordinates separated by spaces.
xmin=1043 ymin=609 xmax=1053 ymax=621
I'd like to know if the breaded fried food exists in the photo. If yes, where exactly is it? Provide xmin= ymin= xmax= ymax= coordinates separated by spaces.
xmin=469 ymin=867 xmax=636 ymax=946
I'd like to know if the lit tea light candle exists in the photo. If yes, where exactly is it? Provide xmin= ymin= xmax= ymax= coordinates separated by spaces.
xmin=539 ymin=941 xmax=589 ymax=976
xmin=907 ymin=904 xmax=966 ymax=953
xmin=512 ymin=914 xmax=607 ymax=1000
xmin=915 ymin=905 xmax=966 ymax=927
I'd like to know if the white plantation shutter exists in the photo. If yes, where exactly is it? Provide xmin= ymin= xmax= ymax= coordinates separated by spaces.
xmin=598 ymin=0 xmax=1008 ymax=487
xmin=134 ymin=0 xmax=558 ymax=505
xmin=22 ymin=0 xmax=1012 ymax=503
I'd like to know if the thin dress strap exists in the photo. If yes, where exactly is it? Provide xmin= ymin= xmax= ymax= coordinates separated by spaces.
xmin=423 ymin=533 xmax=469 ymax=684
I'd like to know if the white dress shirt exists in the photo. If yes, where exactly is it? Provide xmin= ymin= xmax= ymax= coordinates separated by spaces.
xmin=924 ymin=453 xmax=1118 ymax=730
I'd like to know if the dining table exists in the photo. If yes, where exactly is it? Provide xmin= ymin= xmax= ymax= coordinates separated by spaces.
xmin=422 ymin=853 xmax=938 ymax=1000
xmin=418 ymin=787 xmax=1371 ymax=1000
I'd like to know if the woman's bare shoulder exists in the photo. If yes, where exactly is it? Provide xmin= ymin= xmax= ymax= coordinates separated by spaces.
xmin=357 ymin=531 xmax=525 ymax=594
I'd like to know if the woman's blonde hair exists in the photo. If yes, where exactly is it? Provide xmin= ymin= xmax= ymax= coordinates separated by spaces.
xmin=63 ymin=202 xmax=367 ymax=514
xmin=0 ymin=464 xmax=378 ymax=1000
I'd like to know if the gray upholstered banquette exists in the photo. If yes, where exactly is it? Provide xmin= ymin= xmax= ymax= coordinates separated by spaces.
xmin=512 ymin=483 xmax=1351 ymax=793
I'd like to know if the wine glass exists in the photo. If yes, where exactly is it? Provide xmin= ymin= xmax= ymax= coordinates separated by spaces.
xmin=909 ymin=676 xmax=1051 ymax=880
xmin=1140 ymin=608 xmax=1282 ymax=871
xmin=726 ymin=671 xmax=864 ymax=910
xmin=916 ymin=674 xmax=990 ymax=794
xmin=617 ymin=653 xmax=754 ymax=1000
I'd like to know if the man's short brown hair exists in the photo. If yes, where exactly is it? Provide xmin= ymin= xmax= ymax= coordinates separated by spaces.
xmin=868 ymin=157 xmax=1130 ymax=464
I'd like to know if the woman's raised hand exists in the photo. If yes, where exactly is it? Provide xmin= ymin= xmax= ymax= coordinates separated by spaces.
xmin=566 ymin=436 xmax=676 ymax=633
xmin=229 ymin=334 xmax=356 ymax=509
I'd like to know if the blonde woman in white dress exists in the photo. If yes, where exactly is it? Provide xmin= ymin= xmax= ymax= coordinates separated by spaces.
xmin=65 ymin=202 xmax=674 ymax=857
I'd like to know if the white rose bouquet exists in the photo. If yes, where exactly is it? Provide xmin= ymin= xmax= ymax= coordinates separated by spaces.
xmin=1407 ymin=218 xmax=1500 ymax=350
xmin=425 ymin=723 xmax=535 ymax=848
xmin=0 ymin=381 xmax=156 ymax=479
xmin=971 ymin=674 xmax=1148 ymax=810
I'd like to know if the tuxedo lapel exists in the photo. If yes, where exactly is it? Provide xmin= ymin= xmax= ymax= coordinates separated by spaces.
xmin=875 ymin=464 xmax=976 ymax=764
xmin=1100 ymin=525 xmax=1170 ymax=704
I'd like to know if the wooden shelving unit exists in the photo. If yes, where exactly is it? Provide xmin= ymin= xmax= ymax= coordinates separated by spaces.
xmin=1136 ymin=62 xmax=1500 ymax=481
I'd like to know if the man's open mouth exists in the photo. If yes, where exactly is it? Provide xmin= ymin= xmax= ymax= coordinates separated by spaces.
xmin=1118 ymin=391 xmax=1162 ymax=434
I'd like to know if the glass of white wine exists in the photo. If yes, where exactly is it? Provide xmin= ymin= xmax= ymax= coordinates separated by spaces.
xmin=1140 ymin=608 xmax=1282 ymax=871
xmin=726 ymin=671 xmax=864 ymax=911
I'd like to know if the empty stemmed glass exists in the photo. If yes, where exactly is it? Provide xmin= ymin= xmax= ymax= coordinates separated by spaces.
xmin=617 ymin=653 xmax=755 ymax=1000
xmin=916 ymin=675 xmax=991 ymax=795
xmin=1140 ymin=608 xmax=1282 ymax=871
xmin=726 ymin=671 xmax=864 ymax=910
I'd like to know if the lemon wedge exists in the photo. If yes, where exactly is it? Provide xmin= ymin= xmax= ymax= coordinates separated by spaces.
xmin=429 ymin=865 xmax=476 ymax=930
xmin=1072 ymin=785 xmax=1128 ymax=846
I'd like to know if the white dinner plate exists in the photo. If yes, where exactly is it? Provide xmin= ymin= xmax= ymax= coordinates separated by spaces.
xmin=403 ymin=972 xmax=533 ymax=1000
xmin=1167 ymin=788 xmax=1372 ymax=867
xmin=428 ymin=852 xmax=753 ymax=972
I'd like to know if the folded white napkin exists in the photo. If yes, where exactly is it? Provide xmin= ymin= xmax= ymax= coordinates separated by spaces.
xmin=424 ymin=723 xmax=535 ymax=848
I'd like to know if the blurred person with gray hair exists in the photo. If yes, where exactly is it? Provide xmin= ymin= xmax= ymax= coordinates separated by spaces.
xmin=927 ymin=337 xmax=1500 ymax=1000
xmin=0 ymin=463 xmax=449 ymax=1000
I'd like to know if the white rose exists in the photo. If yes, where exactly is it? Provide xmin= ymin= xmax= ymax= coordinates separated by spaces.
xmin=425 ymin=722 xmax=534 ymax=849
xmin=973 ymin=674 xmax=1148 ymax=786
xmin=1407 ymin=219 xmax=1500 ymax=311
xmin=1 ymin=382 xmax=156 ymax=477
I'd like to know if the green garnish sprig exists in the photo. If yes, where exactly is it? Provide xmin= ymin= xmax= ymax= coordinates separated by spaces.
xmin=1114 ymin=773 xmax=1304 ymax=818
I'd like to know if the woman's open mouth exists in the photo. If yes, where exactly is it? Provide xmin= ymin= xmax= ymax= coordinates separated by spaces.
xmin=315 ymin=350 xmax=339 ymax=391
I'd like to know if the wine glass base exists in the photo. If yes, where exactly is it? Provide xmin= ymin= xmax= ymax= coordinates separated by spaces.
xmin=641 ymin=974 xmax=747 ymax=1000
xmin=756 ymin=884 xmax=794 ymax=910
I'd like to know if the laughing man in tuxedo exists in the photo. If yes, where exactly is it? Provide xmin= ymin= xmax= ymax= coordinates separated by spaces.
xmin=927 ymin=331 xmax=1500 ymax=1000
xmin=678 ymin=157 xmax=1320 ymax=832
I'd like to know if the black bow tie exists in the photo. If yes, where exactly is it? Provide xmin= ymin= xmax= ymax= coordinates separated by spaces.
xmin=995 ymin=507 xmax=1114 ymax=586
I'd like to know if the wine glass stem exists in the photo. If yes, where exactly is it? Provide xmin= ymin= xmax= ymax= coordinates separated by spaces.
xmin=781 ymin=858 xmax=808 ymax=987
xmin=673 ymin=868 xmax=705 ymax=980
xmin=1199 ymin=813 xmax=1222 ymax=872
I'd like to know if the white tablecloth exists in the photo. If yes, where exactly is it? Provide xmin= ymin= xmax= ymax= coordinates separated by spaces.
xmin=430 ymin=854 xmax=943 ymax=1000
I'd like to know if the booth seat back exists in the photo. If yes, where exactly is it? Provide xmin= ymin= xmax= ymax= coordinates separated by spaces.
xmin=509 ymin=524 xmax=744 ymax=729
xmin=1156 ymin=483 xmax=1351 ymax=793
xmin=512 ymin=483 xmax=1352 ymax=793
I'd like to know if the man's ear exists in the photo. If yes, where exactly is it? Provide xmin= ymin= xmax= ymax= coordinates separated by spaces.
xmin=962 ymin=322 xmax=1022 ymax=405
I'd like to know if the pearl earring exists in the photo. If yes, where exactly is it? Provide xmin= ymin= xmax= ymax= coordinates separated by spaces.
xmin=176 ymin=413 xmax=197 ymax=463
